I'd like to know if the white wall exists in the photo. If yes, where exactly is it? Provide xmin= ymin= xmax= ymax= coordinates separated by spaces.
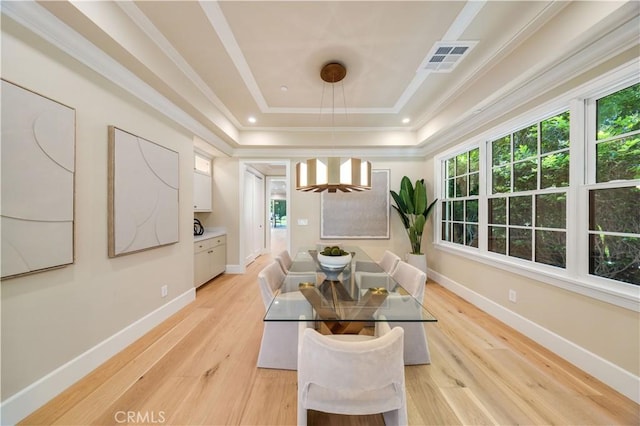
xmin=290 ymin=159 xmax=432 ymax=260
xmin=1 ymin=17 xmax=195 ymax=420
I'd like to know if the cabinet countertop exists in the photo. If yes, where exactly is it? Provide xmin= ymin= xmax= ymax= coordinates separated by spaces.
xmin=194 ymin=228 xmax=226 ymax=242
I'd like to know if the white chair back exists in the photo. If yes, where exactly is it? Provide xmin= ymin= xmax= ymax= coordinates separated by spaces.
xmin=391 ymin=261 xmax=426 ymax=302
xmin=274 ymin=249 xmax=293 ymax=273
xmin=258 ymin=261 xmax=286 ymax=310
xmin=379 ymin=250 xmax=401 ymax=274
xmin=297 ymin=321 xmax=407 ymax=425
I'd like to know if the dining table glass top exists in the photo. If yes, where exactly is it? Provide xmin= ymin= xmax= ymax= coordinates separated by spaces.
xmin=264 ymin=246 xmax=437 ymax=331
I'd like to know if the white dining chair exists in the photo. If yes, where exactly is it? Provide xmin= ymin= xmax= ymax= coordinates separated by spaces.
xmin=257 ymin=261 xmax=308 ymax=370
xmin=276 ymin=249 xmax=317 ymax=285
xmin=274 ymin=249 xmax=294 ymax=274
xmin=389 ymin=260 xmax=431 ymax=365
xmin=297 ymin=317 xmax=407 ymax=426
xmin=354 ymin=250 xmax=401 ymax=291
xmin=354 ymin=249 xmax=400 ymax=273
xmin=258 ymin=260 xmax=286 ymax=310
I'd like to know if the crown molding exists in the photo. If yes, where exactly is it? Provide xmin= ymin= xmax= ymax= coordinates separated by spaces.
xmin=420 ymin=14 xmax=640 ymax=157
xmin=1 ymin=1 xmax=235 ymax=156
xmin=115 ymin=1 xmax=241 ymax=130
xmin=233 ymin=146 xmax=424 ymax=159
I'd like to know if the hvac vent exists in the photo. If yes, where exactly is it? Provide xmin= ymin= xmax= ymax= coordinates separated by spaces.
xmin=419 ymin=41 xmax=477 ymax=73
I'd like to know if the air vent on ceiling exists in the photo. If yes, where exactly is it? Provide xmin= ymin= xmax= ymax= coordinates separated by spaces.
xmin=419 ymin=41 xmax=477 ymax=73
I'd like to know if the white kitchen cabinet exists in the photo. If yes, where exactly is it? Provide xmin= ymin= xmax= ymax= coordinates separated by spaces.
xmin=193 ymin=154 xmax=212 ymax=212
xmin=193 ymin=172 xmax=212 ymax=212
xmin=194 ymin=234 xmax=226 ymax=287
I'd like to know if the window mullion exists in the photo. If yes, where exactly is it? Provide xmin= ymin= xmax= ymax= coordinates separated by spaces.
xmin=568 ymin=98 xmax=587 ymax=277
xmin=478 ymin=140 xmax=488 ymax=252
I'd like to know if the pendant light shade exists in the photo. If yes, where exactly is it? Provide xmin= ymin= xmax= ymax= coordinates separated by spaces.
xmin=296 ymin=157 xmax=371 ymax=193
xmin=295 ymin=62 xmax=372 ymax=193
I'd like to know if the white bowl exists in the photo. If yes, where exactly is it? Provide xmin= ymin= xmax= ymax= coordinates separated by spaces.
xmin=317 ymin=252 xmax=352 ymax=269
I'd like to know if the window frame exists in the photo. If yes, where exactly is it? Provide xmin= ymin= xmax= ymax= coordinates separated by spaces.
xmin=433 ymin=60 xmax=640 ymax=312
xmin=440 ymin=146 xmax=481 ymax=248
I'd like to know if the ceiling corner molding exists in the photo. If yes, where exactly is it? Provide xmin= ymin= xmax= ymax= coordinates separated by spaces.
xmin=1 ymin=1 xmax=235 ymax=155
xmin=232 ymin=145 xmax=425 ymax=160
xmin=116 ymin=1 xmax=240 ymax=129
xmin=419 ymin=14 xmax=640 ymax=156
xmin=199 ymin=0 xmax=268 ymax=112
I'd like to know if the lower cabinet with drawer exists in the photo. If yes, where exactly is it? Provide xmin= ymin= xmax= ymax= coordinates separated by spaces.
xmin=194 ymin=235 xmax=226 ymax=287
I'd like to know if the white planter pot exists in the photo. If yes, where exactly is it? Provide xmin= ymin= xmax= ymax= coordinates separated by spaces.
xmin=406 ymin=253 xmax=427 ymax=280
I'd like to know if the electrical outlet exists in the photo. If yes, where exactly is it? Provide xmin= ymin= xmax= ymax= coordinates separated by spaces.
xmin=161 ymin=285 xmax=168 ymax=298
xmin=297 ymin=218 xmax=309 ymax=226
xmin=508 ymin=289 xmax=517 ymax=303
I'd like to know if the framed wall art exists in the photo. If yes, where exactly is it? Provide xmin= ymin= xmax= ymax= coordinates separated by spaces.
xmin=108 ymin=126 xmax=179 ymax=257
xmin=1 ymin=79 xmax=76 ymax=279
xmin=321 ymin=169 xmax=390 ymax=239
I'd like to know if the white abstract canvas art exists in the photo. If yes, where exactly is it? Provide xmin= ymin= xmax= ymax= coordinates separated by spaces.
xmin=108 ymin=126 xmax=179 ymax=257
xmin=321 ymin=169 xmax=390 ymax=239
xmin=1 ymin=80 xmax=75 ymax=279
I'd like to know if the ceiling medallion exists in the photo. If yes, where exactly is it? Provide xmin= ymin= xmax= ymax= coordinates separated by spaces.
xmin=295 ymin=62 xmax=371 ymax=193
xmin=320 ymin=62 xmax=347 ymax=83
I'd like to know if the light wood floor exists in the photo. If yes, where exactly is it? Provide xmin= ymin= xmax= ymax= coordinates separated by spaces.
xmin=21 ymin=254 xmax=639 ymax=425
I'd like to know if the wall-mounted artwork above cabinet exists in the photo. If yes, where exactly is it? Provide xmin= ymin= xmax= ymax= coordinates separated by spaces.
xmin=108 ymin=126 xmax=179 ymax=257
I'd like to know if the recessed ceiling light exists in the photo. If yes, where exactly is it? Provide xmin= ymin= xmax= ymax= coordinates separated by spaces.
xmin=248 ymin=116 xmax=257 ymax=124
xmin=402 ymin=118 xmax=411 ymax=124
xmin=280 ymin=85 xmax=288 ymax=92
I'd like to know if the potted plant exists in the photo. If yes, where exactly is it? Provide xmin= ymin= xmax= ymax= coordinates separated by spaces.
xmin=390 ymin=176 xmax=438 ymax=273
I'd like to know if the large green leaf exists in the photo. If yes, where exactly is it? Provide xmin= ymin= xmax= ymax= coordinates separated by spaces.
xmin=414 ymin=179 xmax=426 ymax=215
xmin=400 ymin=178 xmax=415 ymax=214
xmin=414 ymin=215 xmax=426 ymax=236
xmin=391 ymin=205 xmax=410 ymax=229
xmin=423 ymin=199 xmax=438 ymax=218
xmin=390 ymin=190 xmax=407 ymax=214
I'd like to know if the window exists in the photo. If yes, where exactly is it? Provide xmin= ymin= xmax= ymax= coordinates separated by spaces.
xmin=435 ymin=64 xmax=639 ymax=305
xmin=488 ymin=112 xmax=569 ymax=268
xmin=588 ymin=83 xmax=640 ymax=285
xmin=441 ymin=148 xmax=479 ymax=247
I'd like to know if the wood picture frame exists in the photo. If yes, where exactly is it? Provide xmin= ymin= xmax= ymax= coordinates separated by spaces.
xmin=1 ymin=79 xmax=76 ymax=278
xmin=108 ymin=126 xmax=179 ymax=257
xmin=320 ymin=169 xmax=390 ymax=239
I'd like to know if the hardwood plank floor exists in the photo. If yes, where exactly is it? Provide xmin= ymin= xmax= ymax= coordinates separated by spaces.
xmin=21 ymin=254 xmax=639 ymax=425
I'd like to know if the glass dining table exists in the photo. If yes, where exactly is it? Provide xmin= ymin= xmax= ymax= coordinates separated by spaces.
xmin=264 ymin=246 xmax=437 ymax=335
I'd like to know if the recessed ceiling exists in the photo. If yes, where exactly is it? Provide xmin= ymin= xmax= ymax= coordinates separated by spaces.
xmin=15 ymin=1 xmax=639 ymax=154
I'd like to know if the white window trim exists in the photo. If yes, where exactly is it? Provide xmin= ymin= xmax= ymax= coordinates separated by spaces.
xmin=433 ymin=59 xmax=640 ymax=312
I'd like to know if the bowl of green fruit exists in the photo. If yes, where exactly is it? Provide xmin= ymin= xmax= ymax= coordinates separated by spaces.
xmin=317 ymin=246 xmax=352 ymax=270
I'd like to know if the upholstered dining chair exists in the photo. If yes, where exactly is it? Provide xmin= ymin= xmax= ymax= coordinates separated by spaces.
xmin=355 ymin=249 xmax=401 ymax=274
xmin=389 ymin=260 xmax=431 ymax=365
xmin=391 ymin=260 xmax=426 ymax=304
xmin=274 ymin=249 xmax=294 ymax=274
xmin=275 ymin=250 xmax=316 ymax=289
xmin=257 ymin=261 xmax=309 ymax=370
xmin=354 ymin=250 xmax=401 ymax=291
xmin=258 ymin=260 xmax=286 ymax=310
xmin=297 ymin=318 xmax=407 ymax=426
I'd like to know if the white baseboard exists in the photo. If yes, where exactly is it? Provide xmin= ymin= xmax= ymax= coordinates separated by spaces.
xmin=0 ymin=288 xmax=195 ymax=425
xmin=428 ymin=269 xmax=640 ymax=404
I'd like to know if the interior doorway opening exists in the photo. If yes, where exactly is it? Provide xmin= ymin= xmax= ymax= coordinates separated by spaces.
xmin=240 ymin=161 xmax=290 ymax=270
xmin=268 ymin=178 xmax=287 ymax=255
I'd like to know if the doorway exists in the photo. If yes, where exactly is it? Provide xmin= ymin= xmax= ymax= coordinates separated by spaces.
xmin=268 ymin=178 xmax=287 ymax=255
xmin=240 ymin=161 xmax=290 ymax=269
